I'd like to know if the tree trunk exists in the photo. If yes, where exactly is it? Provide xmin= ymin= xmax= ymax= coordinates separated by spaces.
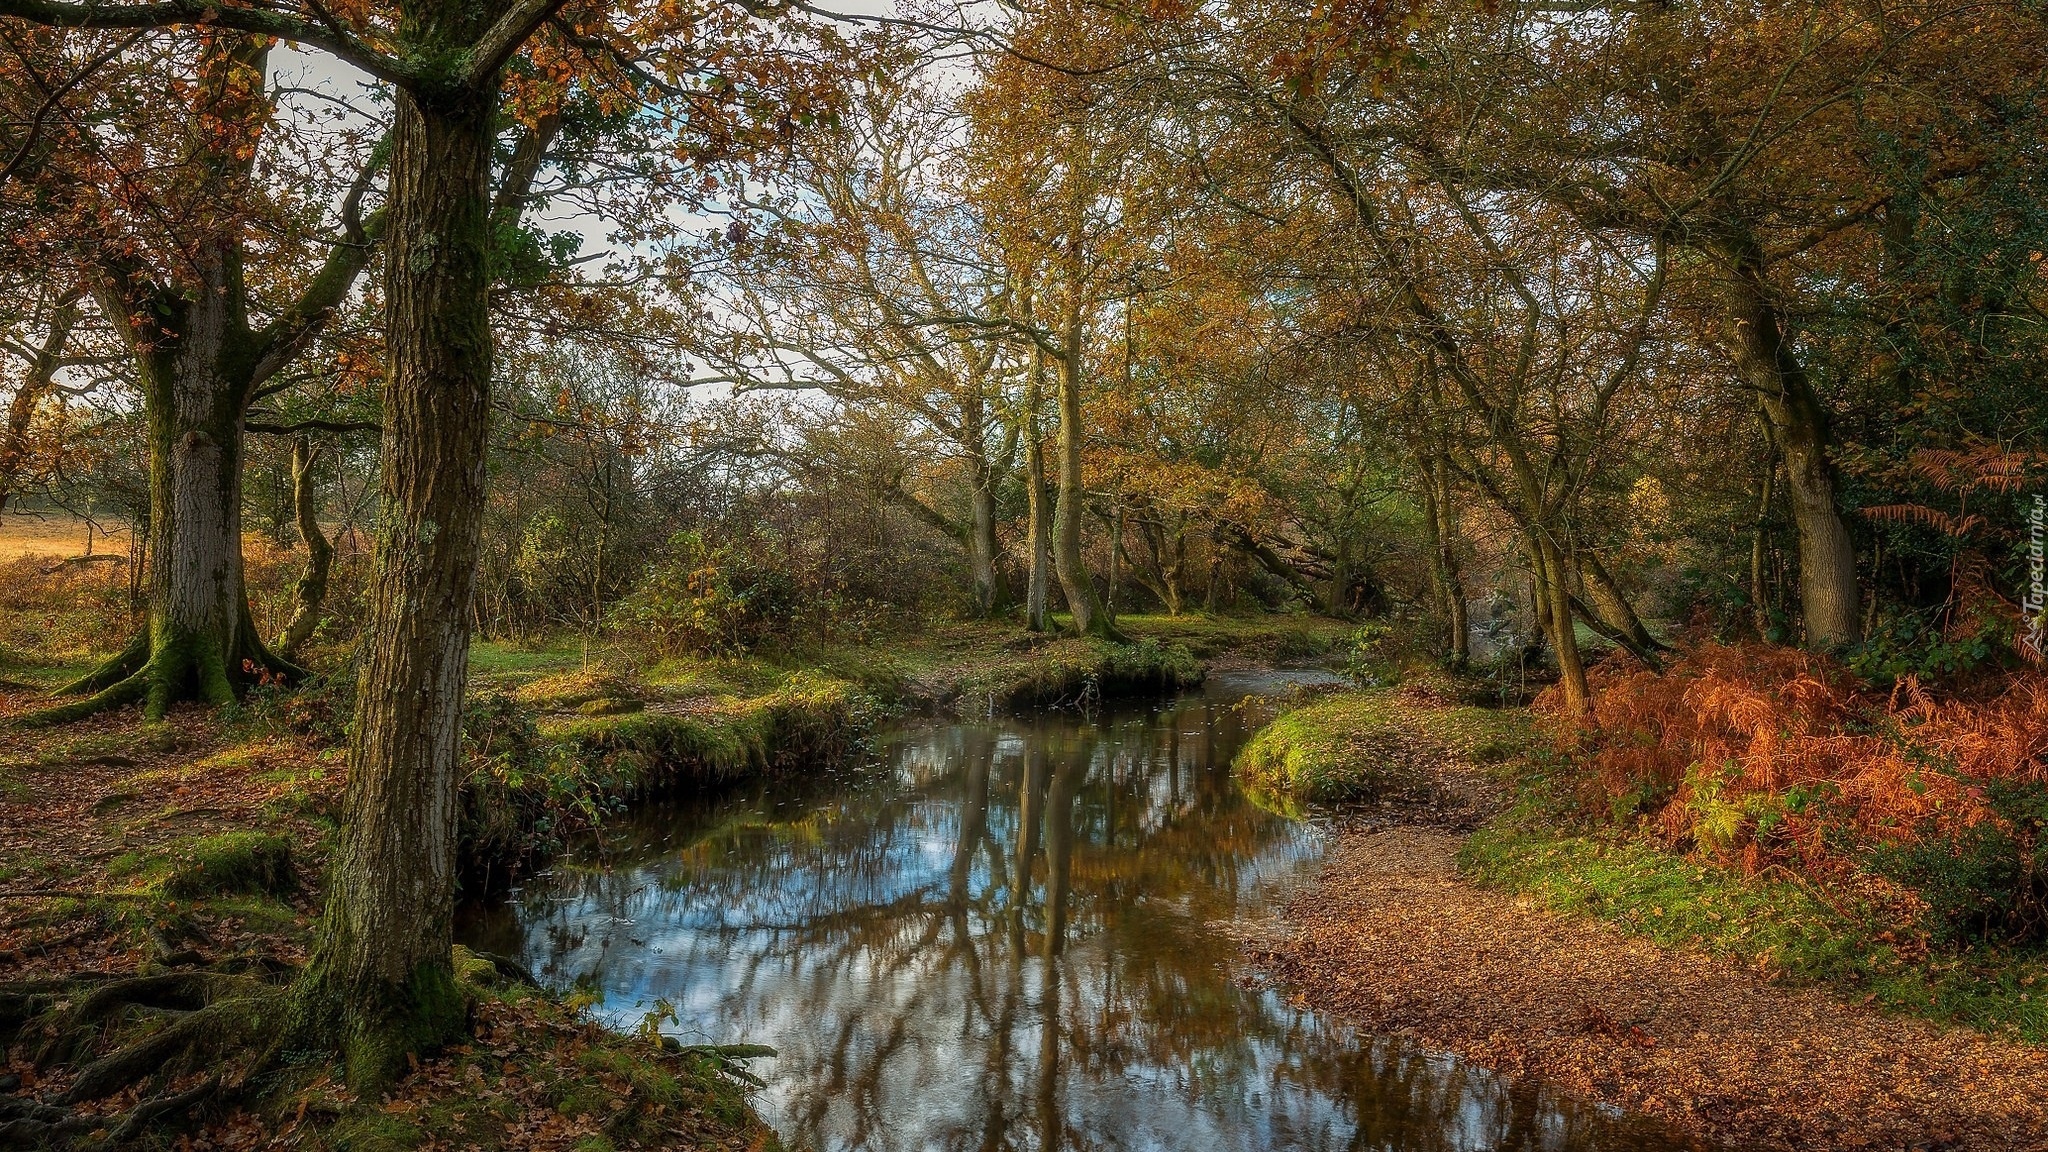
xmin=1575 ymin=548 xmax=1659 ymax=655
xmin=293 ymin=82 xmax=495 ymax=1093
xmin=276 ymin=437 xmax=334 ymax=661
xmin=968 ymin=457 xmax=1002 ymax=618
xmin=1051 ymin=346 xmax=1112 ymax=637
xmin=1751 ymin=418 xmax=1779 ymax=636
xmin=1105 ymin=496 xmax=1123 ymax=624
xmin=1532 ymin=532 xmax=1590 ymax=715
xmin=1416 ymin=451 xmax=1468 ymax=665
xmin=42 ymin=255 xmax=294 ymax=723
xmin=1024 ymin=351 xmax=1053 ymax=633
xmin=1715 ymin=245 xmax=1862 ymax=648
xmin=1161 ymin=515 xmax=1186 ymax=616
xmin=1435 ymin=457 xmax=1468 ymax=665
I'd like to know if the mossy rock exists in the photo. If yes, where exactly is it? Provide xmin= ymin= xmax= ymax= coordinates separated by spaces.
xmin=576 ymin=697 xmax=646 ymax=716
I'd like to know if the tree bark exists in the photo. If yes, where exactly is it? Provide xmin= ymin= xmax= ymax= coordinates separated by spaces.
xmin=1714 ymin=243 xmax=1862 ymax=648
xmin=1531 ymin=532 xmax=1590 ymax=715
xmin=1050 ymin=344 xmax=1113 ymax=637
xmin=293 ymin=80 xmax=496 ymax=1093
xmin=1023 ymin=348 xmax=1053 ymax=633
xmin=275 ymin=437 xmax=334 ymax=660
xmin=1751 ymin=413 xmax=1779 ymax=636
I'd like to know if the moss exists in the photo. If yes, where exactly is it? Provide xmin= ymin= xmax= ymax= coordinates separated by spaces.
xmin=323 ymin=1111 xmax=426 ymax=1152
xmin=543 ymin=671 xmax=861 ymax=787
xmin=105 ymin=830 xmax=297 ymax=899
xmin=1234 ymin=689 xmax=1534 ymax=807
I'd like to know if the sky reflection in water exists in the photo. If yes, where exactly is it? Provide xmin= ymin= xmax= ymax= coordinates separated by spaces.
xmin=460 ymin=670 xmax=1696 ymax=1152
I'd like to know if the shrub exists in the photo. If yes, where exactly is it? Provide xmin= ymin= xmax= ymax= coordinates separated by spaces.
xmin=608 ymin=531 xmax=803 ymax=656
xmin=1546 ymin=643 xmax=2048 ymax=943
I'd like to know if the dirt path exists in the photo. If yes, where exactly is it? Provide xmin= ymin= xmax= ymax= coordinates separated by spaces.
xmin=1260 ymin=826 xmax=2048 ymax=1151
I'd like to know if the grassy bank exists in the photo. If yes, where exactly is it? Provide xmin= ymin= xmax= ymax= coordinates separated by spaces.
xmin=1462 ymin=779 xmax=2048 ymax=1044
xmin=1235 ymin=679 xmax=2048 ymax=1045
xmin=1231 ymin=686 xmax=1530 ymax=818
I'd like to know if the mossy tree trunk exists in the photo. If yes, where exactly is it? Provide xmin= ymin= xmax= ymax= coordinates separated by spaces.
xmin=30 ymin=34 xmax=381 ymax=724
xmin=292 ymin=60 xmax=499 ymax=1093
xmin=47 ymin=244 xmax=294 ymax=722
xmin=1714 ymin=237 xmax=1862 ymax=649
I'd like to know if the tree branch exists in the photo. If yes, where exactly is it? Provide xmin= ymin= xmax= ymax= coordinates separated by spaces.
xmin=462 ymin=0 xmax=571 ymax=89
xmin=0 ymin=1 xmax=417 ymax=87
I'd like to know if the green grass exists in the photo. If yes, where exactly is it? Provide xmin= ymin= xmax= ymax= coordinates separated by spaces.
xmin=1233 ymin=688 xmax=1534 ymax=808
xmin=1463 ymin=799 xmax=2048 ymax=1043
xmin=466 ymin=640 xmax=600 ymax=685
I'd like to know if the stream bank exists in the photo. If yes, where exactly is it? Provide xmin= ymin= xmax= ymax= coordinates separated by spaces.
xmin=455 ymin=614 xmax=1341 ymax=878
xmin=0 ymin=615 xmax=1347 ymax=1152
xmin=1238 ymin=686 xmax=2048 ymax=1151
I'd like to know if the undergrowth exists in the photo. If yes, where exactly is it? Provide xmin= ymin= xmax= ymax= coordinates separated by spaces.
xmin=1466 ymin=642 xmax=2048 ymax=1042
xmin=1465 ymin=792 xmax=2048 ymax=1042
xmin=1544 ymin=644 xmax=2048 ymax=947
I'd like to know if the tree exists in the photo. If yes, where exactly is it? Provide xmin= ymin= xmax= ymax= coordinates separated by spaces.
xmin=962 ymin=4 xmax=1176 ymax=638
xmin=690 ymin=59 xmax=1026 ymax=617
xmin=1 ymin=0 xmax=846 ymax=1096
xmin=2 ymin=26 xmax=387 ymax=721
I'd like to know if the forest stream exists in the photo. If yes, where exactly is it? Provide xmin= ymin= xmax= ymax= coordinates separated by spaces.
xmin=457 ymin=671 xmax=1701 ymax=1152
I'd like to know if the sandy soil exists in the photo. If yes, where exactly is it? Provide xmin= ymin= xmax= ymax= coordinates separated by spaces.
xmin=1260 ymin=825 xmax=2048 ymax=1151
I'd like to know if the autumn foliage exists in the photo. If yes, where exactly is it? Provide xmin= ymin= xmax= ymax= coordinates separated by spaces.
xmin=1547 ymin=644 xmax=2048 ymax=941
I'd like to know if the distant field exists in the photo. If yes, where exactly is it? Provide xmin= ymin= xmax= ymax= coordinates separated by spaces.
xmin=0 ymin=513 xmax=137 ymax=562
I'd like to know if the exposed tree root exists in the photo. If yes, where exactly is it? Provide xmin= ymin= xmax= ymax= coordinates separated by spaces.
xmin=1 ymin=969 xmax=285 ymax=1149
xmin=18 ymin=619 xmax=308 ymax=727
xmin=52 ymin=635 xmax=149 ymax=698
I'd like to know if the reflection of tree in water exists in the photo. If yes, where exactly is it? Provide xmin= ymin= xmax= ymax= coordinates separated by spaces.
xmin=468 ymin=694 xmax=1683 ymax=1152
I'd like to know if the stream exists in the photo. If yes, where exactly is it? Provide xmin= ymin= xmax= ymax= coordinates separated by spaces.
xmin=457 ymin=669 xmax=1696 ymax=1152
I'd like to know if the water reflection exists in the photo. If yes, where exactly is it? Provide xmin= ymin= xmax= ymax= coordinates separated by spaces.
xmin=461 ymin=672 xmax=1696 ymax=1152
